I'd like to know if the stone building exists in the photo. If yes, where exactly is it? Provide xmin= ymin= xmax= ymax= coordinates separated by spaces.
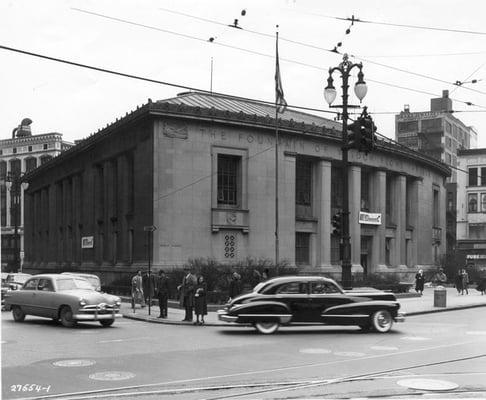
xmin=1 ymin=119 xmax=73 ymax=271
xmin=22 ymin=92 xmax=450 ymax=285
xmin=456 ymin=148 xmax=486 ymax=273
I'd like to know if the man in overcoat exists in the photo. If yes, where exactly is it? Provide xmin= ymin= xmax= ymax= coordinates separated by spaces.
xmin=178 ymin=267 xmax=197 ymax=321
xmin=142 ymin=270 xmax=156 ymax=305
xmin=156 ymin=270 xmax=170 ymax=318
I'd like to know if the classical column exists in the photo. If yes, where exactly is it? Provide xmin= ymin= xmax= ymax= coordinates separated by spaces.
xmin=279 ymin=152 xmax=296 ymax=265
xmin=48 ymin=184 xmax=57 ymax=268
xmin=394 ymin=175 xmax=407 ymax=267
xmin=117 ymin=154 xmax=129 ymax=264
xmin=408 ymin=178 xmax=419 ymax=267
xmin=349 ymin=165 xmax=361 ymax=269
xmin=317 ymin=159 xmax=332 ymax=269
xmin=371 ymin=170 xmax=386 ymax=272
xmin=103 ymin=160 xmax=114 ymax=264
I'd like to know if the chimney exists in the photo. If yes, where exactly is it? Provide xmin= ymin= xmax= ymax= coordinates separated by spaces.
xmin=431 ymin=89 xmax=452 ymax=112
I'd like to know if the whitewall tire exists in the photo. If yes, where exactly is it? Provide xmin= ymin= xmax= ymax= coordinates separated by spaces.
xmin=254 ymin=321 xmax=280 ymax=334
xmin=371 ymin=310 xmax=393 ymax=333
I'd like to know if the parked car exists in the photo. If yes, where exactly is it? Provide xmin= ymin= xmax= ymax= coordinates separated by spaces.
xmin=4 ymin=274 xmax=122 ymax=327
xmin=1 ymin=273 xmax=33 ymax=310
xmin=218 ymin=276 xmax=405 ymax=334
xmin=61 ymin=272 xmax=102 ymax=292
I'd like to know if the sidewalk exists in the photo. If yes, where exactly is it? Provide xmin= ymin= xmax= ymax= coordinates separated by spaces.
xmin=121 ymin=286 xmax=486 ymax=326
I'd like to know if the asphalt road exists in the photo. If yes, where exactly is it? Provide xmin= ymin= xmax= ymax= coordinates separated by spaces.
xmin=2 ymin=308 xmax=486 ymax=399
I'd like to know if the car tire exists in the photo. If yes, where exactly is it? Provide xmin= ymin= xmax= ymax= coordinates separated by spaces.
xmin=371 ymin=310 xmax=393 ymax=333
xmin=254 ymin=321 xmax=280 ymax=334
xmin=60 ymin=306 xmax=77 ymax=328
xmin=12 ymin=306 xmax=25 ymax=322
xmin=99 ymin=319 xmax=115 ymax=327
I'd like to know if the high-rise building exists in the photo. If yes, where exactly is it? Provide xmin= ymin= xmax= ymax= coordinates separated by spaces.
xmin=1 ymin=119 xmax=73 ymax=271
xmin=395 ymin=90 xmax=478 ymax=276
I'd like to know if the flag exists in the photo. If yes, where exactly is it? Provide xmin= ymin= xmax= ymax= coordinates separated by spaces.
xmin=275 ymin=32 xmax=287 ymax=114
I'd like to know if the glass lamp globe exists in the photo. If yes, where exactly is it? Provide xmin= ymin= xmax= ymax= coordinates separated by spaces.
xmin=354 ymin=82 xmax=368 ymax=102
xmin=324 ymin=86 xmax=337 ymax=105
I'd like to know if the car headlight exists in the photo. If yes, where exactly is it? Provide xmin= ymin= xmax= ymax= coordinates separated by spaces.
xmin=79 ymin=299 xmax=87 ymax=306
xmin=115 ymin=300 xmax=121 ymax=306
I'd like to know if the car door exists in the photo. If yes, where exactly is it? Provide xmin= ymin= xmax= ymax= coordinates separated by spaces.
xmin=35 ymin=278 xmax=57 ymax=318
xmin=17 ymin=278 xmax=39 ymax=314
xmin=309 ymin=280 xmax=346 ymax=322
xmin=274 ymin=281 xmax=310 ymax=322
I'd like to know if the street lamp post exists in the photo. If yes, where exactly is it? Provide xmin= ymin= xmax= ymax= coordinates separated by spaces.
xmin=324 ymin=54 xmax=367 ymax=289
xmin=5 ymin=171 xmax=29 ymax=272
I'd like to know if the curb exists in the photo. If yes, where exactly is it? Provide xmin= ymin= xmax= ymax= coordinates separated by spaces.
xmin=122 ymin=302 xmax=486 ymax=326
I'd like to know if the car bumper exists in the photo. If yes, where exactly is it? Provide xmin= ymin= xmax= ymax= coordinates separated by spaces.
xmin=217 ymin=309 xmax=238 ymax=323
xmin=395 ymin=313 xmax=405 ymax=323
xmin=73 ymin=312 xmax=122 ymax=321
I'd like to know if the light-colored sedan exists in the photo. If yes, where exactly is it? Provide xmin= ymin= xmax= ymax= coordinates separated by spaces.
xmin=4 ymin=274 xmax=122 ymax=327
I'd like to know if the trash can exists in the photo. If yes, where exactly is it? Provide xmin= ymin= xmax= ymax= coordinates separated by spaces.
xmin=434 ymin=287 xmax=447 ymax=307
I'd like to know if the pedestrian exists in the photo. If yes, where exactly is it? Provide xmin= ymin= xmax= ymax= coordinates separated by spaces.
xmin=433 ymin=268 xmax=447 ymax=286
xmin=251 ymin=269 xmax=262 ymax=289
xmin=454 ymin=270 xmax=463 ymax=295
xmin=228 ymin=272 xmax=242 ymax=301
xmin=461 ymin=269 xmax=469 ymax=295
xmin=262 ymin=268 xmax=270 ymax=281
xmin=178 ymin=266 xmax=197 ymax=322
xmin=414 ymin=269 xmax=424 ymax=295
xmin=477 ymin=276 xmax=486 ymax=295
xmin=194 ymin=275 xmax=207 ymax=325
xmin=156 ymin=270 xmax=170 ymax=318
xmin=142 ymin=270 xmax=156 ymax=305
xmin=131 ymin=270 xmax=145 ymax=310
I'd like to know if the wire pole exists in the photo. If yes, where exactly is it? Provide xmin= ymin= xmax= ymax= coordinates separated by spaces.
xmin=275 ymin=105 xmax=280 ymax=276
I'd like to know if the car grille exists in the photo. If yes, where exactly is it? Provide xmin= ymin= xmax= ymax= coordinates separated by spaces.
xmin=79 ymin=304 xmax=119 ymax=315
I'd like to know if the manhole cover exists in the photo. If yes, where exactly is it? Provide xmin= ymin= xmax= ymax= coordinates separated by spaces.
xmin=334 ymin=351 xmax=366 ymax=357
xmin=299 ymin=348 xmax=332 ymax=354
xmin=89 ymin=371 xmax=135 ymax=381
xmin=370 ymin=345 xmax=399 ymax=351
xmin=397 ymin=378 xmax=459 ymax=391
xmin=401 ymin=336 xmax=430 ymax=341
xmin=53 ymin=359 xmax=96 ymax=367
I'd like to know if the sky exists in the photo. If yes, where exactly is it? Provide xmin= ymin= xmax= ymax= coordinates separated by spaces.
xmin=1 ymin=0 xmax=486 ymax=148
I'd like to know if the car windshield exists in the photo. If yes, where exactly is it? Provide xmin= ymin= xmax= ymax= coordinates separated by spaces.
xmin=56 ymin=278 xmax=95 ymax=291
xmin=84 ymin=277 xmax=100 ymax=288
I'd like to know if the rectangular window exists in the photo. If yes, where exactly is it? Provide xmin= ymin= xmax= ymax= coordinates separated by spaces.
xmin=445 ymin=122 xmax=452 ymax=133
xmin=433 ymin=189 xmax=439 ymax=226
xmin=217 ymin=154 xmax=240 ymax=206
xmin=361 ymin=170 xmax=370 ymax=211
xmin=43 ymin=144 xmax=48 ymax=150
xmin=397 ymin=120 xmax=418 ymax=132
xmin=469 ymin=168 xmax=478 ymax=186
xmin=25 ymin=158 xmax=37 ymax=172
xmin=295 ymin=232 xmax=310 ymax=265
xmin=481 ymin=167 xmax=486 ymax=186
xmin=13 ymin=148 xmax=17 ymax=154
xmin=28 ymin=146 xmax=32 ymax=152
xmin=468 ymin=193 xmax=478 ymax=213
xmin=446 ymin=153 xmax=452 ymax=165
xmin=295 ymin=159 xmax=312 ymax=207
xmin=421 ymin=118 xmax=442 ymax=132
xmin=481 ymin=193 xmax=486 ymax=213
xmin=330 ymin=235 xmax=340 ymax=264
xmin=469 ymin=224 xmax=486 ymax=239
xmin=445 ymin=137 xmax=451 ymax=148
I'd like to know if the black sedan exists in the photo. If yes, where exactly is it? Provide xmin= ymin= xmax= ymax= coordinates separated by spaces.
xmin=218 ymin=276 xmax=405 ymax=334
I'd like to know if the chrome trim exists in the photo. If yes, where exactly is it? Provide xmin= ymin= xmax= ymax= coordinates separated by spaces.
xmin=73 ymin=313 xmax=122 ymax=320
xmin=321 ymin=314 xmax=369 ymax=318
xmin=218 ymin=314 xmax=238 ymax=322
xmin=238 ymin=314 xmax=293 ymax=323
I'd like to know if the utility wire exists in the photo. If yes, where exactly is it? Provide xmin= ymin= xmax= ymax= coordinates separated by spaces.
xmin=0 ymin=44 xmax=339 ymax=116
xmin=307 ymin=12 xmax=486 ymax=36
xmin=154 ymin=7 xmax=486 ymax=98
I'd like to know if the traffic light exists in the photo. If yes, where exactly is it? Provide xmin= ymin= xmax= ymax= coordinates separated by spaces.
xmin=361 ymin=115 xmax=377 ymax=154
xmin=331 ymin=212 xmax=342 ymax=237
xmin=347 ymin=119 xmax=363 ymax=150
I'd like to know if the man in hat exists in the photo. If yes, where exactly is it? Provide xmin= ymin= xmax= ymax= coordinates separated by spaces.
xmin=156 ymin=270 xmax=170 ymax=318
xmin=178 ymin=267 xmax=197 ymax=321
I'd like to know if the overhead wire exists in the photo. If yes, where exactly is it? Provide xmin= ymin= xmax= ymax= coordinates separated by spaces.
xmin=69 ymin=8 xmax=486 ymax=110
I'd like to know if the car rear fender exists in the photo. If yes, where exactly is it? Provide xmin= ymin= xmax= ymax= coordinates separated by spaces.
xmin=323 ymin=300 xmax=400 ymax=317
xmin=230 ymin=301 xmax=292 ymax=323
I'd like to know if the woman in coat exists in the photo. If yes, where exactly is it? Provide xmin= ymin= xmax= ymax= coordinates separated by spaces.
xmin=194 ymin=275 xmax=208 ymax=325
xmin=415 ymin=269 xmax=425 ymax=295
xmin=461 ymin=269 xmax=469 ymax=295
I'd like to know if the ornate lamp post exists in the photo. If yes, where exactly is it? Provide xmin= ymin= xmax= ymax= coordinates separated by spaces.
xmin=324 ymin=54 xmax=367 ymax=289
xmin=5 ymin=171 xmax=29 ymax=272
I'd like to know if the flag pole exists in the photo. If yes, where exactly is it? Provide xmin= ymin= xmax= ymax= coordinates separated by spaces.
xmin=275 ymin=27 xmax=280 ymax=276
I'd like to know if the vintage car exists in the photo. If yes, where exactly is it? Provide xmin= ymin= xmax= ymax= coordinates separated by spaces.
xmin=1 ymin=273 xmax=33 ymax=310
xmin=61 ymin=272 xmax=102 ymax=292
xmin=4 ymin=274 xmax=122 ymax=327
xmin=218 ymin=276 xmax=405 ymax=334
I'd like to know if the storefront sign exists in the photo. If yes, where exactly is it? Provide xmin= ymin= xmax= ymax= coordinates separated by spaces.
xmin=81 ymin=236 xmax=94 ymax=248
xmin=467 ymin=254 xmax=486 ymax=259
xmin=359 ymin=212 xmax=382 ymax=225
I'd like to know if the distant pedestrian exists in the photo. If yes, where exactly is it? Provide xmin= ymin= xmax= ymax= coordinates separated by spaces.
xmin=142 ymin=270 xmax=156 ymax=305
xmin=477 ymin=276 xmax=486 ymax=295
xmin=262 ymin=268 xmax=270 ymax=281
xmin=156 ymin=270 xmax=170 ymax=318
xmin=461 ymin=269 xmax=469 ymax=295
xmin=131 ymin=270 xmax=145 ymax=310
xmin=433 ymin=268 xmax=447 ymax=286
xmin=251 ymin=269 xmax=262 ymax=289
xmin=454 ymin=270 xmax=463 ymax=295
xmin=228 ymin=272 xmax=243 ymax=301
xmin=194 ymin=275 xmax=207 ymax=325
xmin=178 ymin=267 xmax=197 ymax=322
xmin=415 ymin=269 xmax=424 ymax=295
